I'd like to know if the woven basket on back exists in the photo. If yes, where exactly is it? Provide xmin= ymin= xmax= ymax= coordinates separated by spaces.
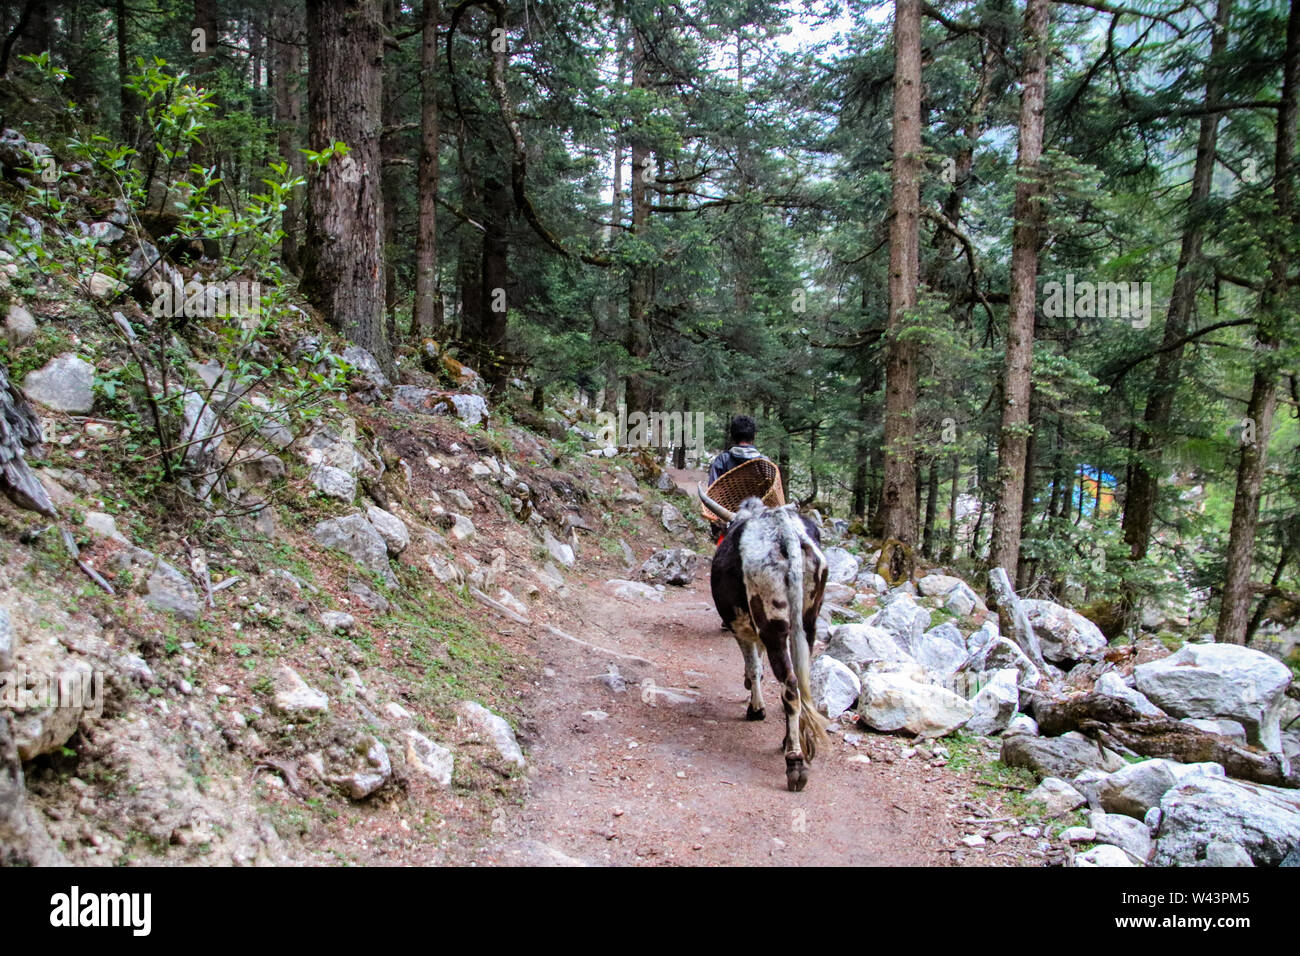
xmin=700 ymin=456 xmax=785 ymax=520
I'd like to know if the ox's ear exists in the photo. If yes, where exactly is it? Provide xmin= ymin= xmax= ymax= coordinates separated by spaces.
xmin=697 ymin=483 xmax=735 ymax=523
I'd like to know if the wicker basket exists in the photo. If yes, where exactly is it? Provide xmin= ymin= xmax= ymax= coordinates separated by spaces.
xmin=700 ymin=457 xmax=785 ymax=520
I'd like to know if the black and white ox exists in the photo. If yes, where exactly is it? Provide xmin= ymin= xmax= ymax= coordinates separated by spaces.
xmin=698 ymin=485 xmax=828 ymax=792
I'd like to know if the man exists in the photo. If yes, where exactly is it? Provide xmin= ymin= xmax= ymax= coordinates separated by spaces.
xmin=708 ymin=415 xmax=764 ymax=486
xmin=706 ymin=415 xmax=768 ymax=544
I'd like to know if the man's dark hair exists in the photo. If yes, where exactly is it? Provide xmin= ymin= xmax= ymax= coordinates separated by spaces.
xmin=730 ymin=415 xmax=757 ymax=444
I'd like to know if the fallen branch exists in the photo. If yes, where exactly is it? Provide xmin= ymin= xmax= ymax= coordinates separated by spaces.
xmin=538 ymin=623 xmax=654 ymax=667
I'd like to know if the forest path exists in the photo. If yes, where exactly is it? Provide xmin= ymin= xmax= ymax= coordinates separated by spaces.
xmin=479 ymin=472 xmax=1002 ymax=867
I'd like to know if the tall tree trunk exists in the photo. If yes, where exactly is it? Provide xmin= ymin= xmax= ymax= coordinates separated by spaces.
xmin=990 ymin=0 xmax=1050 ymax=576
xmin=380 ymin=0 xmax=400 ymax=348
xmin=480 ymin=167 xmax=511 ymax=394
xmin=411 ymin=0 xmax=442 ymax=336
xmin=1123 ymin=0 xmax=1232 ymax=561
xmin=301 ymin=0 xmax=392 ymax=372
xmin=943 ymin=452 xmax=959 ymax=562
xmin=114 ymin=0 xmax=138 ymax=146
xmin=272 ymin=0 xmax=305 ymax=274
xmin=1016 ymin=398 xmax=1039 ymax=590
xmin=1217 ymin=0 xmax=1299 ymax=644
xmin=624 ymin=23 xmax=653 ymax=414
xmin=922 ymin=460 xmax=939 ymax=558
xmin=882 ymin=0 xmax=922 ymax=547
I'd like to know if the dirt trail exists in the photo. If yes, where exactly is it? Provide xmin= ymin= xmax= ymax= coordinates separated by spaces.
xmin=481 ymin=472 xmax=1008 ymax=867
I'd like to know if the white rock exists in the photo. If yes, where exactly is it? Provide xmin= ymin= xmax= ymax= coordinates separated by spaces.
xmin=319 ymin=611 xmax=356 ymax=633
xmin=1028 ymin=777 xmax=1086 ymax=818
xmin=918 ymin=573 xmax=965 ymax=597
xmin=310 ymin=463 xmax=356 ymax=501
xmin=866 ymin=594 xmax=931 ymax=657
xmin=365 ymin=505 xmax=410 ymax=555
xmin=1135 ymin=643 xmax=1292 ymax=752
xmin=1073 ymin=844 xmax=1137 ymax=867
xmin=965 ymin=668 xmax=1020 ymax=736
xmin=447 ymin=512 xmax=477 ymax=542
xmin=272 ymin=665 xmax=329 ymax=716
xmin=1097 ymin=758 xmax=1225 ymax=819
xmin=543 ymin=528 xmax=574 ymax=567
xmin=404 ymin=730 xmax=454 ymax=788
xmin=1090 ymin=809 xmax=1152 ymax=862
xmin=1060 ymin=826 xmax=1096 ymax=843
xmin=460 ymin=701 xmax=525 ymax=768
xmin=1021 ymin=599 xmax=1109 ymax=663
xmin=607 ymin=579 xmax=663 ymax=602
xmin=809 ymin=655 xmax=861 ymax=719
xmin=1006 ymin=714 xmax=1039 ymax=736
xmin=823 ymin=548 xmax=860 ymax=584
xmin=21 ymin=354 xmax=95 ymax=413
xmin=1153 ymin=774 xmax=1300 ymax=866
xmin=856 ymin=672 xmax=973 ymax=738
xmin=1094 ymin=672 xmax=1164 ymax=718
xmin=1203 ymin=841 xmax=1254 ymax=867
xmin=825 ymin=623 xmax=914 ymax=668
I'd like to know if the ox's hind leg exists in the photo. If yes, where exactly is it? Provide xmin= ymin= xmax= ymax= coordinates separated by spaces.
xmin=731 ymin=622 xmax=765 ymax=720
xmin=757 ymin=615 xmax=808 ymax=792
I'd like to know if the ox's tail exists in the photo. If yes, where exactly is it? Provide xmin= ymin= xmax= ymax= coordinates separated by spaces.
xmin=785 ymin=519 xmax=828 ymax=761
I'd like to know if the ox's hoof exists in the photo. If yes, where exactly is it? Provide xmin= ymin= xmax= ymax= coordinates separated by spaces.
xmin=785 ymin=756 xmax=808 ymax=792
xmin=745 ymin=704 xmax=766 ymax=721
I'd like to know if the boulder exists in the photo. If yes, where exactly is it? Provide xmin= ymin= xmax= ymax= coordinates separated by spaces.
xmin=1000 ymin=731 xmax=1125 ymax=780
xmin=824 ymin=623 xmax=914 ymax=668
xmin=856 ymin=672 xmax=972 ymax=738
xmin=918 ymin=573 xmax=965 ymax=597
xmin=1097 ymin=758 xmax=1225 ymax=819
xmin=913 ymin=631 xmax=967 ymax=682
xmin=855 ymin=570 xmax=890 ymax=595
xmin=326 ymin=733 xmax=392 ymax=800
xmin=660 ymin=503 xmax=686 ymax=534
xmin=341 ymin=345 xmax=390 ymax=390
xmin=639 ymin=548 xmax=701 ymax=586
xmin=1203 ymin=841 xmax=1254 ymax=867
xmin=1007 ymin=714 xmax=1039 ymax=736
xmin=1094 ymin=672 xmax=1164 ymax=718
xmin=608 ymin=579 xmax=663 ymax=602
xmin=309 ymin=463 xmax=356 ymax=501
xmin=365 ymin=506 xmax=410 ymax=556
xmin=866 ymin=595 xmax=931 ymax=657
xmin=1153 ymin=774 xmax=1300 ymax=867
xmin=403 ymin=730 xmax=454 ymax=788
xmin=1089 ymin=809 xmax=1152 ymax=862
xmin=271 ymin=664 xmax=329 ymax=716
xmin=1073 ymin=768 xmax=1112 ymax=808
xmin=312 ymin=514 xmax=394 ymax=585
xmin=1027 ymin=776 xmax=1086 ymax=817
xmin=957 ymin=637 xmax=1042 ymax=708
xmin=446 ymin=513 xmax=477 ymax=543
xmin=965 ymin=668 xmax=1020 ymax=736
xmin=435 ymin=393 xmax=489 ymax=426
xmin=21 ymin=354 xmax=95 ymax=413
xmin=543 ymin=528 xmax=575 ymax=567
xmin=809 ymin=655 xmax=861 ymax=719
xmin=144 ymin=558 xmax=201 ymax=620
xmin=1021 ymin=599 xmax=1109 ymax=663
xmin=823 ymin=548 xmax=860 ymax=585
xmin=1134 ymin=643 xmax=1292 ymax=752
xmin=319 ymin=611 xmax=356 ymax=633
xmin=4 ymin=303 xmax=36 ymax=348
xmin=460 ymin=701 xmax=526 ymax=768
xmin=1073 ymin=844 xmax=1137 ymax=867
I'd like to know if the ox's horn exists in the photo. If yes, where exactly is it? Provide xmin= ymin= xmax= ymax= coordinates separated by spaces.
xmin=697 ymin=483 xmax=735 ymax=523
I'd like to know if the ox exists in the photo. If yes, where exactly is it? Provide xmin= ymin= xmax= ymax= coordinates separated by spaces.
xmin=698 ymin=485 xmax=828 ymax=791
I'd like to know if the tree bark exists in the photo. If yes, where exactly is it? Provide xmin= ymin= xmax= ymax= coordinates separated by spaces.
xmin=301 ymin=0 xmax=392 ymax=373
xmin=1217 ymin=0 xmax=1299 ymax=644
xmin=411 ymin=0 xmax=442 ymax=337
xmin=271 ymin=0 xmax=306 ymax=274
xmin=882 ymin=0 xmax=923 ymax=547
xmin=990 ymin=0 xmax=1050 ymax=576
